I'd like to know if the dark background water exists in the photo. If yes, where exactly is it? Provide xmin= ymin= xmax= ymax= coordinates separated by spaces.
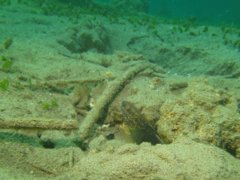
xmin=96 ymin=0 xmax=240 ymax=26
xmin=149 ymin=0 xmax=240 ymax=26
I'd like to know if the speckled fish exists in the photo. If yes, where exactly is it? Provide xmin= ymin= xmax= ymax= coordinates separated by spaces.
xmin=120 ymin=101 xmax=162 ymax=144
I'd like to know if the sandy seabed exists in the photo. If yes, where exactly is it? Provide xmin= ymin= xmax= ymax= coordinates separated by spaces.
xmin=0 ymin=3 xmax=240 ymax=179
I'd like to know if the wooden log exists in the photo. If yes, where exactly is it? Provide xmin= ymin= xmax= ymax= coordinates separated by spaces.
xmin=0 ymin=117 xmax=79 ymax=130
xmin=78 ymin=63 xmax=150 ymax=140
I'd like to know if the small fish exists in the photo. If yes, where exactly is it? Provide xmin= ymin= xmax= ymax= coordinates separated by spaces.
xmin=121 ymin=101 xmax=162 ymax=144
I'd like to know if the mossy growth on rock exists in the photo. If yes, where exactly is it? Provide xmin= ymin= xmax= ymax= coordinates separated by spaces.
xmin=0 ymin=56 xmax=13 ymax=72
xmin=0 ymin=79 xmax=9 ymax=91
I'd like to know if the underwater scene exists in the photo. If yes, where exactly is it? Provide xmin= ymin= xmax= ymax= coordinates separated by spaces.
xmin=0 ymin=0 xmax=240 ymax=179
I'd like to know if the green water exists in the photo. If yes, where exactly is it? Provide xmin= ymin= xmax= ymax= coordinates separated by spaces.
xmin=0 ymin=1 xmax=240 ymax=179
